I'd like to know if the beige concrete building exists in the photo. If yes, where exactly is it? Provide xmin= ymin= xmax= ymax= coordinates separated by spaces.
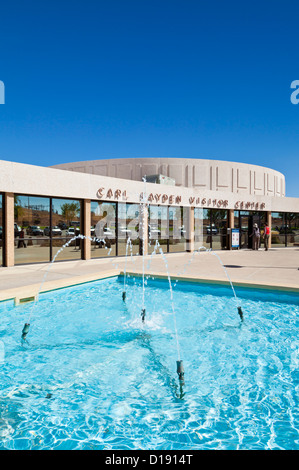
xmin=0 ymin=157 xmax=298 ymax=268
xmin=52 ymin=157 xmax=286 ymax=197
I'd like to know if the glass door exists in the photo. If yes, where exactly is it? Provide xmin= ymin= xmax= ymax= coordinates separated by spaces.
xmin=240 ymin=213 xmax=249 ymax=248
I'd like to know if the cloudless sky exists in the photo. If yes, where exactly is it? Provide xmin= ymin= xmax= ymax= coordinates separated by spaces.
xmin=0 ymin=0 xmax=299 ymax=196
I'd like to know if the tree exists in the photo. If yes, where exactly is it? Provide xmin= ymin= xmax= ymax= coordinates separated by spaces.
xmin=60 ymin=202 xmax=80 ymax=226
xmin=14 ymin=195 xmax=24 ymax=221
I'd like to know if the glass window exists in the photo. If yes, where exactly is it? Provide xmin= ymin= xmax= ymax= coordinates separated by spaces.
xmin=0 ymin=194 xmax=3 ymax=266
xmin=285 ymin=213 xmax=299 ymax=247
xmin=14 ymin=195 xmax=50 ymax=264
xmin=271 ymin=212 xmax=286 ymax=247
xmin=194 ymin=209 xmax=228 ymax=250
xmin=168 ymin=207 xmax=186 ymax=253
xmin=194 ymin=208 xmax=210 ymax=250
xmin=91 ymin=201 xmax=116 ymax=258
xmin=208 ymin=209 xmax=228 ymax=250
xmin=118 ymin=203 xmax=140 ymax=256
xmin=51 ymin=198 xmax=82 ymax=261
xmin=234 ymin=210 xmax=240 ymax=229
xmin=148 ymin=205 xmax=169 ymax=254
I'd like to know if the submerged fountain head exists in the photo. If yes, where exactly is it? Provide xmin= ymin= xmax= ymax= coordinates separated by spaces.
xmin=237 ymin=306 xmax=244 ymax=321
xmin=176 ymin=360 xmax=185 ymax=383
xmin=21 ymin=323 xmax=30 ymax=341
xmin=141 ymin=308 xmax=146 ymax=323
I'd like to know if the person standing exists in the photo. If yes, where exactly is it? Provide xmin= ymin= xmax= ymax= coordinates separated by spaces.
xmin=17 ymin=227 xmax=27 ymax=248
xmin=264 ymin=223 xmax=270 ymax=251
xmin=249 ymin=223 xmax=260 ymax=250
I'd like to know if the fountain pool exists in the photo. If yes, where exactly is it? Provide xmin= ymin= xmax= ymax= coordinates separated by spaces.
xmin=0 ymin=275 xmax=298 ymax=450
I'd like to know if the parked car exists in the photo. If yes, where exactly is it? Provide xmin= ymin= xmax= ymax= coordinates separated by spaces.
xmin=148 ymin=224 xmax=161 ymax=238
xmin=44 ymin=226 xmax=62 ymax=236
xmin=27 ymin=225 xmax=43 ymax=236
xmin=206 ymin=224 xmax=218 ymax=235
xmin=119 ymin=226 xmax=131 ymax=236
xmin=66 ymin=227 xmax=80 ymax=237
xmin=103 ymin=227 xmax=114 ymax=237
xmin=58 ymin=222 xmax=68 ymax=230
xmin=278 ymin=225 xmax=293 ymax=234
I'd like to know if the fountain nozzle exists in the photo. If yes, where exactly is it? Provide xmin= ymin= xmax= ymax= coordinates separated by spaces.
xmin=176 ymin=360 xmax=185 ymax=383
xmin=21 ymin=323 xmax=30 ymax=341
xmin=122 ymin=291 xmax=126 ymax=302
xmin=237 ymin=306 xmax=244 ymax=322
xmin=141 ymin=308 xmax=146 ymax=323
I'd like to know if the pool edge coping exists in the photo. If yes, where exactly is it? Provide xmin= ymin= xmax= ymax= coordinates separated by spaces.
xmin=1 ymin=268 xmax=299 ymax=304
xmin=122 ymin=271 xmax=299 ymax=294
xmin=0 ymin=270 xmax=120 ymax=304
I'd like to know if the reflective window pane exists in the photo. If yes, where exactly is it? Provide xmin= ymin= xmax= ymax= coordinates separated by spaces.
xmin=271 ymin=212 xmax=286 ymax=247
xmin=91 ymin=201 xmax=116 ymax=258
xmin=169 ymin=207 xmax=186 ymax=253
xmin=285 ymin=213 xmax=299 ymax=247
xmin=209 ymin=209 xmax=228 ymax=250
xmin=234 ymin=210 xmax=240 ymax=228
xmin=118 ymin=203 xmax=140 ymax=256
xmin=14 ymin=195 xmax=50 ymax=264
xmin=148 ymin=205 xmax=169 ymax=254
xmin=51 ymin=198 xmax=82 ymax=261
xmin=194 ymin=208 xmax=210 ymax=250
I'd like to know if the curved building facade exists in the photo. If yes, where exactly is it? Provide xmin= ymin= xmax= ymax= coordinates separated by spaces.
xmin=52 ymin=158 xmax=286 ymax=197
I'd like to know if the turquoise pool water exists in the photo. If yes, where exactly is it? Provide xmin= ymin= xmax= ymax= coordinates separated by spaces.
xmin=0 ymin=276 xmax=298 ymax=450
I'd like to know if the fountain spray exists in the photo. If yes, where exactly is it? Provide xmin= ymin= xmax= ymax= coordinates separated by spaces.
xmin=122 ymin=237 xmax=132 ymax=302
xmin=207 ymin=250 xmax=244 ymax=322
xmin=140 ymin=177 xmax=147 ymax=323
xmin=20 ymin=234 xmax=109 ymax=342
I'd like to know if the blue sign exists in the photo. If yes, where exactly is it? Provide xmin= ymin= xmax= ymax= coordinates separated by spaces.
xmin=231 ymin=229 xmax=240 ymax=248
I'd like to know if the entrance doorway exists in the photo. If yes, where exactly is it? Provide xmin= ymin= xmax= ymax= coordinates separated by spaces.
xmin=238 ymin=212 xmax=265 ymax=249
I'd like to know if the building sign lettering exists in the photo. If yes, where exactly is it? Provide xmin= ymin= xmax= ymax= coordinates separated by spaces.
xmin=97 ymin=187 xmax=267 ymax=210
xmin=234 ymin=201 xmax=265 ymax=210
xmin=97 ymin=187 xmax=128 ymax=200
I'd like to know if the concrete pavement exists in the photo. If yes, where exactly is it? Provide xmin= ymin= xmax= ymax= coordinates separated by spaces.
xmin=0 ymin=247 xmax=299 ymax=303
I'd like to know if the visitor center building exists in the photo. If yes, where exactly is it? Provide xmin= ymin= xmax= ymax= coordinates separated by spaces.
xmin=0 ymin=157 xmax=299 ymax=267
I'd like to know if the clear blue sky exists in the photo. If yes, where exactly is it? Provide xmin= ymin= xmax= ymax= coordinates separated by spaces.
xmin=0 ymin=0 xmax=299 ymax=196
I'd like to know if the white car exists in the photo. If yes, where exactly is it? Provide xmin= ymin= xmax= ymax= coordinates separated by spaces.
xmin=119 ymin=227 xmax=131 ymax=234
xmin=148 ymin=224 xmax=161 ymax=238
xmin=67 ymin=227 xmax=76 ymax=236
xmin=103 ymin=227 xmax=114 ymax=237
xmin=44 ymin=226 xmax=62 ymax=236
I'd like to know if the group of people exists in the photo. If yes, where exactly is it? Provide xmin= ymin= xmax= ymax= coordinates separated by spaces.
xmin=250 ymin=222 xmax=270 ymax=250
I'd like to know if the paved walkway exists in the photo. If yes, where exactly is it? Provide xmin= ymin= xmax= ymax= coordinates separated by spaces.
xmin=0 ymin=247 xmax=299 ymax=302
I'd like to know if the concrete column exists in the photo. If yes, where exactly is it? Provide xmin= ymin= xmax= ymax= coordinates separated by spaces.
xmin=228 ymin=209 xmax=235 ymax=229
xmin=139 ymin=203 xmax=148 ymax=256
xmin=81 ymin=199 xmax=91 ymax=260
xmin=227 ymin=209 xmax=235 ymax=250
xmin=4 ymin=192 xmax=14 ymax=267
xmin=185 ymin=206 xmax=194 ymax=252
